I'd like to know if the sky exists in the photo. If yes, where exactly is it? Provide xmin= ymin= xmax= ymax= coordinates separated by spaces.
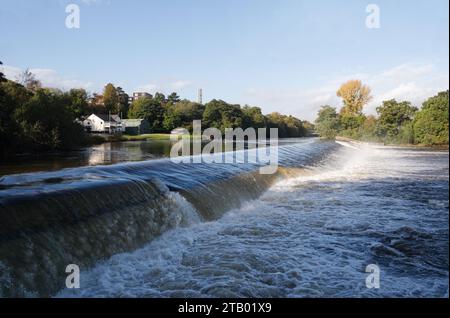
xmin=0 ymin=0 xmax=448 ymax=121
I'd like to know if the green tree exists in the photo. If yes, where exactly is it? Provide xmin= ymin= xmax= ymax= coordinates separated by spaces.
xmin=66 ymin=88 xmax=88 ymax=117
xmin=167 ymin=92 xmax=181 ymax=104
xmin=153 ymin=92 xmax=166 ymax=104
xmin=360 ymin=115 xmax=378 ymax=141
xmin=314 ymin=105 xmax=340 ymax=139
xmin=103 ymin=83 xmax=118 ymax=113
xmin=301 ymin=121 xmax=315 ymax=136
xmin=242 ymin=105 xmax=266 ymax=129
xmin=163 ymin=99 xmax=204 ymax=131
xmin=203 ymin=99 xmax=243 ymax=132
xmin=376 ymin=99 xmax=417 ymax=140
xmin=15 ymin=88 xmax=85 ymax=150
xmin=413 ymin=90 xmax=449 ymax=145
xmin=116 ymin=86 xmax=129 ymax=117
xmin=0 ymin=79 xmax=30 ymax=157
xmin=0 ymin=61 xmax=6 ymax=82
xmin=128 ymin=96 xmax=165 ymax=132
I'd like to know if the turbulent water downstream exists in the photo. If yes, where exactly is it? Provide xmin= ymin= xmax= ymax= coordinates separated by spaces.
xmin=0 ymin=139 xmax=448 ymax=297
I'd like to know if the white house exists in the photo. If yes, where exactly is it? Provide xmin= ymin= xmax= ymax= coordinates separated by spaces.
xmin=171 ymin=128 xmax=188 ymax=135
xmin=83 ymin=114 xmax=123 ymax=133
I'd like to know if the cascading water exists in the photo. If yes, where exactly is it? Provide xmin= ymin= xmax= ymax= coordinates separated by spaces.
xmin=0 ymin=139 xmax=338 ymax=297
xmin=0 ymin=139 xmax=448 ymax=298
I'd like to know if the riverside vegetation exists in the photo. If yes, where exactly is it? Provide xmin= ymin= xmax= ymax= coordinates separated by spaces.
xmin=0 ymin=62 xmax=312 ymax=159
xmin=314 ymin=79 xmax=448 ymax=146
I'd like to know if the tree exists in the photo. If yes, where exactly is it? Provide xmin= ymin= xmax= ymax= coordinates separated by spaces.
xmin=413 ymin=90 xmax=449 ymax=145
xmin=361 ymin=115 xmax=378 ymax=141
xmin=116 ymin=86 xmax=129 ymax=117
xmin=128 ymin=96 xmax=165 ymax=132
xmin=167 ymin=92 xmax=181 ymax=104
xmin=337 ymin=80 xmax=372 ymax=115
xmin=66 ymin=88 xmax=88 ymax=117
xmin=163 ymin=99 xmax=204 ymax=132
xmin=103 ymin=83 xmax=118 ymax=113
xmin=376 ymin=99 xmax=417 ymax=139
xmin=17 ymin=68 xmax=41 ymax=91
xmin=314 ymin=105 xmax=340 ymax=139
xmin=0 ymin=79 xmax=30 ymax=157
xmin=242 ymin=105 xmax=266 ymax=129
xmin=203 ymin=99 xmax=244 ymax=132
xmin=301 ymin=121 xmax=315 ymax=136
xmin=0 ymin=61 xmax=6 ymax=83
xmin=153 ymin=92 xmax=166 ymax=104
xmin=14 ymin=88 xmax=85 ymax=150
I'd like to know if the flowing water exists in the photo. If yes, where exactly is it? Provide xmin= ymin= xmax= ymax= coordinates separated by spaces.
xmin=0 ymin=138 xmax=448 ymax=297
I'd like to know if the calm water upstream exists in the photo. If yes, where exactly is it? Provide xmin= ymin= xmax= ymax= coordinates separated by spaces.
xmin=0 ymin=138 xmax=448 ymax=297
xmin=0 ymin=140 xmax=175 ymax=176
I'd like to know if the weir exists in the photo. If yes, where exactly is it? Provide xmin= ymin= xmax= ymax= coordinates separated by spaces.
xmin=0 ymin=139 xmax=340 ymax=297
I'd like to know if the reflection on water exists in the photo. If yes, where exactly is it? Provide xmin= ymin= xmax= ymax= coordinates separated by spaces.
xmin=0 ymin=140 xmax=175 ymax=176
xmin=0 ymin=139 xmax=300 ymax=176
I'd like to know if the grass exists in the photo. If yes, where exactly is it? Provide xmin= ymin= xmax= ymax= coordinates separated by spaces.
xmin=119 ymin=133 xmax=172 ymax=141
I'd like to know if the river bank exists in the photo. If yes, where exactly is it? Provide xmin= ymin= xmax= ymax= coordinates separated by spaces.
xmin=336 ymin=136 xmax=449 ymax=151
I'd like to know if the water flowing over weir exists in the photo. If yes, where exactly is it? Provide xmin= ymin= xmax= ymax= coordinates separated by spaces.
xmin=0 ymin=139 xmax=339 ymax=297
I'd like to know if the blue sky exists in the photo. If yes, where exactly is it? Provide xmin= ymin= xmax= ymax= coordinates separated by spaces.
xmin=1 ymin=0 xmax=448 ymax=120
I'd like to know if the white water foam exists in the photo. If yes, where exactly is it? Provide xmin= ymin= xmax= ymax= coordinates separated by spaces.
xmin=56 ymin=143 xmax=449 ymax=298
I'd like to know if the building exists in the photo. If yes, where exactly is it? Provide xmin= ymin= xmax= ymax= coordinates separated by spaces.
xmin=198 ymin=88 xmax=203 ymax=104
xmin=171 ymin=128 xmax=188 ymax=135
xmin=129 ymin=92 xmax=152 ymax=104
xmin=83 ymin=114 xmax=123 ymax=133
xmin=121 ymin=119 xmax=151 ymax=135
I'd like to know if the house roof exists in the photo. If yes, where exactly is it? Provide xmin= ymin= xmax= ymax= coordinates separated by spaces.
xmin=91 ymin=114 xmax=120 ymax=123
xmin=122 ymin=119 xmax=146 ymax=127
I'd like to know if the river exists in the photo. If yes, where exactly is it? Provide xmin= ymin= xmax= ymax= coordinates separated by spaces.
xmin=0 ymin=138 xmax=448 ymax=297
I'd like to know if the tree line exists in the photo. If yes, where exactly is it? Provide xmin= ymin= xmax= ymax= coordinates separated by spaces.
xmin=314 ymin=79 xmax=448 ymax=146
xmin=0 ymin=65 xmax=313 ymax=158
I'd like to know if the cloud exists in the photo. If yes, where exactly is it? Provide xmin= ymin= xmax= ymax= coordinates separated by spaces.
xmin=134 ymin=80 xmax=193 ymax=94
xmin=170 ymin=80 xmax=192 ymax=90
xmin=134 ymin=83 xmax=158 ymax=93
xmin=244 ymin=63 xmax=449 ymax=121
xmin=1 ymin=64 xmax=94 ymax=91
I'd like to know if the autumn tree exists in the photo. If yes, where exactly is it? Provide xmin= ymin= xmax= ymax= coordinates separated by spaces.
xmin=337 ymin=80 xmax=372 ymax=115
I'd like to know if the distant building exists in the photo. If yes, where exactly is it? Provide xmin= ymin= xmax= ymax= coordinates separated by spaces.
xmin=129 ymin=92 xmax=152 ymax=104
xmin=171 ymin=128 xmax=188 ymax=135
xmin=89 ymin=94 xmax=104 ymax=106
xmin=83 ymin=114 xmax=123 ymax=133
xmin=198 ymin=88 xmax=203 ymax=104
xmin=122 ymin=119 xmax=151 ymax=135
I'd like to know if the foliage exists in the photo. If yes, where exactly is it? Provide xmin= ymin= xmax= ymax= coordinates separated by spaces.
xmin=116 ymin=87 xmax=129 ymax=117
xmin=242 ymin=106 xmax=266 ymax=129
xmin=103 ymin=83 xmax=118 ymax=113
xmin=203 ymin=99 xmax=243 ymax=132
xmin=66 ymin=88 xmax=88 ymax=118
xmin=375 ymin=99 xmax=417 ymax=140
xmin=413 ymin=91 xmax=449 ymax=145
xmin=128 ymin=96 xmax=165 ymax=132
xmin=17 ymin=68 xmax=41 ymax=91
xmin=0 ymin=80 xmax=89 ymax=158
xmin=163 ymin=100 xmax=204 ymax=132
xmin=314 ymin=105 xmax=340 ymax=139
xmin=337 ymin=80 xmax=372 ymax=115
